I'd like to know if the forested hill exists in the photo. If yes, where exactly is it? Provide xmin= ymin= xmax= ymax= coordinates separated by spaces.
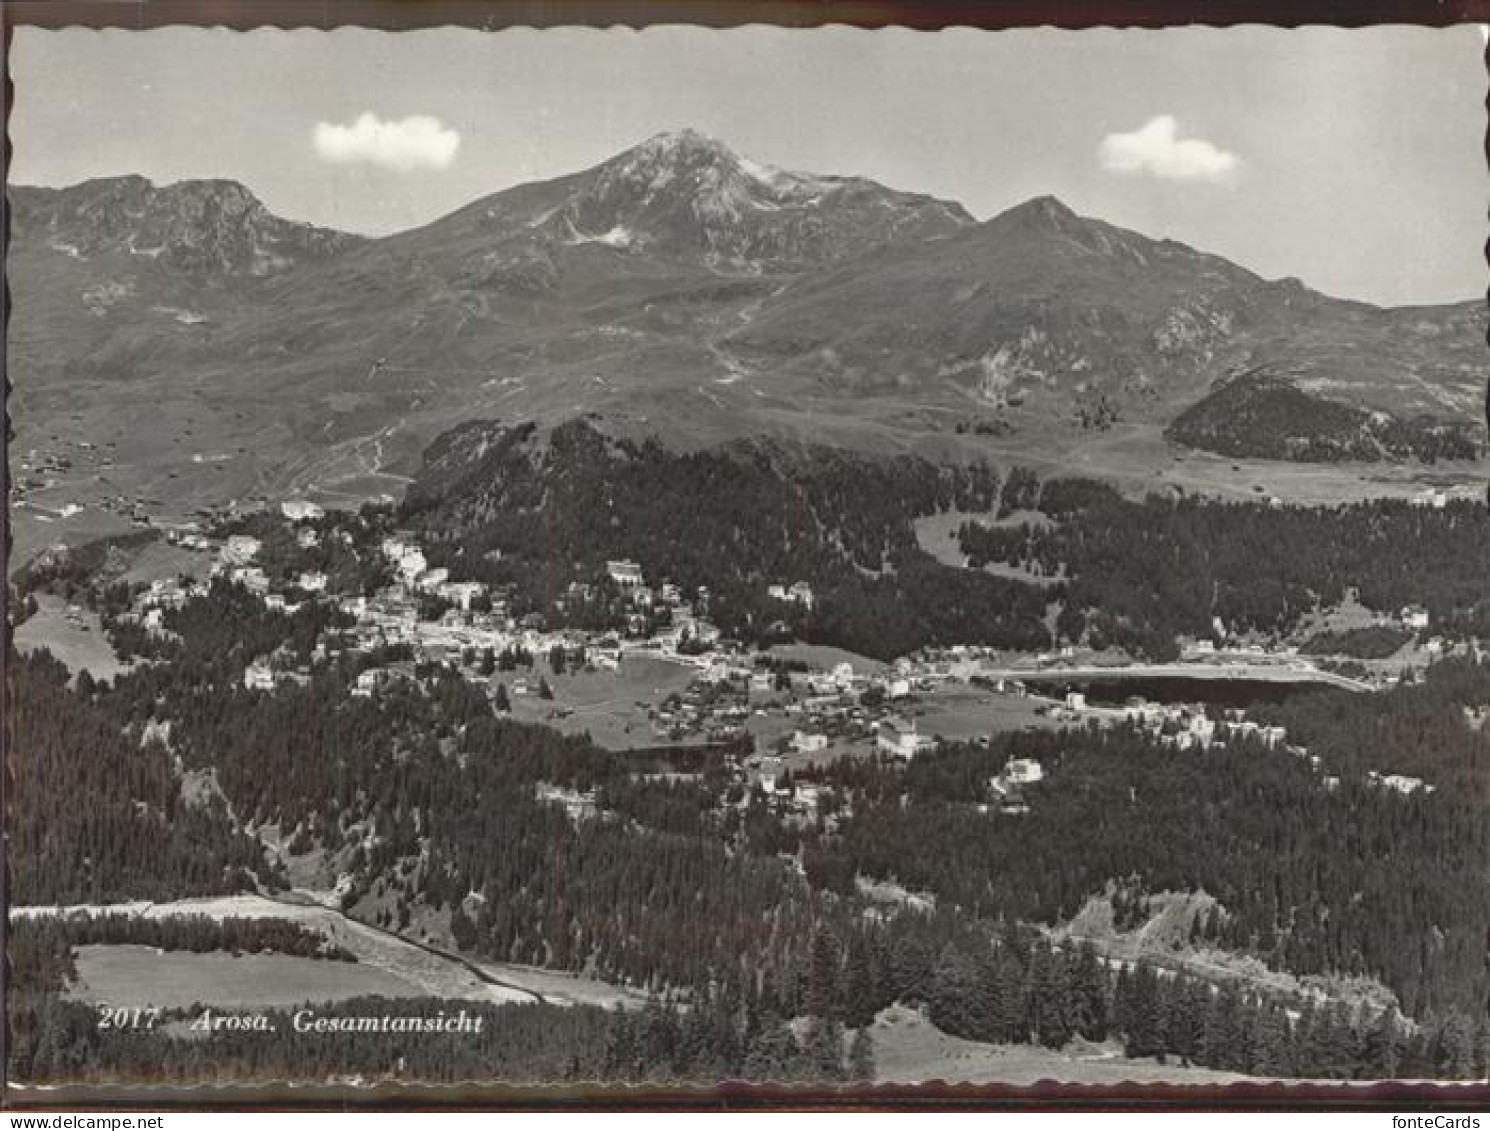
xmin=9 ymin=646 xmax=278 ymax=904
xmin=1165 ymin=372 xmax=1481 ymax=463
xmin=400 ymin=417 xmax=1052 ymax=658
xmin=402 ymin=419 xmax=1490 ymax=662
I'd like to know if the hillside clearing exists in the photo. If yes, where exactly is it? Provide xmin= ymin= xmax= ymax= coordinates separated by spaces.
xmin=13 ymin=593 xmax=133 ymax=683
xmin=869 ymin=1004 xmax=1248 ymax=1086
xmin=66 ymin=945 xmax=426 ymax=1010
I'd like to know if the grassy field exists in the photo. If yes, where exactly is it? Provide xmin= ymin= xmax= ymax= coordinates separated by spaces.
xmin=8 ymin=504 xmax=136 ymax=579
xmin=66 ymin=945 xmax=428 ymax=1010
xmin=466 ymin=961 xmax=652 ymax=1010
xmin=868 ymin=1004 xmax=1248 ymax=1086
xmin=13 ymin=593 xmax=133 ymax=683
xmin=506 ymin=654 xmax=698 ymax=751
xmin=766 ymin=642 xmax=888 ymax=675
xmin=16 ymin=894 xmax=645 ymax=1010
xmin=17 ymin=895 xmax=528 ymax=1005
xmin=913 ymin=683 xmax=1062 ymax=740
xmin=914 ymin=510 xmax=1062 ymax=586
xmin=1045 ymin=422 xmax=1481 ymax=507
xmin=116 ymin=539 xmax=212 ymax=586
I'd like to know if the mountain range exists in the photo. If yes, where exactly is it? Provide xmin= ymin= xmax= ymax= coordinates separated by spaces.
xmin=7 ymin=128 xmax=1484 ymax=525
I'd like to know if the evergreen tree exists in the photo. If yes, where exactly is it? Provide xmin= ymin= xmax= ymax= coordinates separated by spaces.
xmin=1068 ymin=942 xmax=1109 ymax=1041
xmin=1361 ymin=1007 xmax=1404 ymax=1079
xmin=839 ymin=934 xmax=877 ymax=1029
xmin=1026 ymin=941 xmax=1075 ymax=1050
xmin=848 ymin=1027 xmax=876 ymax=1084
xmin=1433 ymin=1008 xmax=1480 ymax=1079
xmin=928 ymin=943 xmax=992 ymax=1041
xmin=804 ymin=928 xmax=842 ymax=1021
xmin=802 ymin=1017 xmax=846 ymax=1083
xmin=742 ymin=1019 xmax=801 ymax=1083
xmin=1122 ymin=963 xmax=1164 ymax=1058
xmin=987 ymin=946 xmax=1028 ymax=1044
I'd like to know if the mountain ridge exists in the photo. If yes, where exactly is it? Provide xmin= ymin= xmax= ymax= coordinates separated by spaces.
xmin=7 ymin=128 xmax=1483 ymax=532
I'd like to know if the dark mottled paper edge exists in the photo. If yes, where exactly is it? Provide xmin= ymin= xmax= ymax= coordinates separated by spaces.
xmin=3 ymin=0 xmax=1488 ymax=1111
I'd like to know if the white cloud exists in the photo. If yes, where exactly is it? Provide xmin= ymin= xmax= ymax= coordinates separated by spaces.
xmin=313 ymin=112 xmax=460 ymax=172
xmin=1098 ymin=115 xmax=1238 ymax=183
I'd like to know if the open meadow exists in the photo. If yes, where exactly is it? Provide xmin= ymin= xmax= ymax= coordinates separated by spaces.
xmin=867 ymin=1003 xmax=1249 ymax=1086
xmin=507 ymin=654 xmax=699 ymax=750
xmin=66 ymin=945 xmax=427 ymax=1011
xmin=12 ymin=593 xmax=133 ymax=683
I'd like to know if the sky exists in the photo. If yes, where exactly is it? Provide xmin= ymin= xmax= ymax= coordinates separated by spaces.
xmin=9 ymin=24 xmax=1486 ymax=306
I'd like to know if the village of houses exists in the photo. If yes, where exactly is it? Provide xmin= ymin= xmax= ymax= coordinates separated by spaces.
xmin=90 ymin=494 xmax=1443 ymax=817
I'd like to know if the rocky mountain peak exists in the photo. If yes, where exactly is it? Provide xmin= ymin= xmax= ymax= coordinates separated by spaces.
xmin=533 ymin=129 xmax=970 ymax=270
xmin=10 ymin=174 xmax=362 ymax=277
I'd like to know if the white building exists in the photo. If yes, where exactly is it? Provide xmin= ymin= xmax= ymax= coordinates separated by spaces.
xmin=243 ymin=659 xmax=276 ymax=691
xmin=792 ymin=730 xmax=829 ymax=755
xmin=607 ymin=559 xmax=645 ymax=586
xmin=297 ymin=571 xmax=328 ymax=593
xmin=1004 ymin=757 xmax=1045 ymax=785
xmin=352 ymin=668 xmax=386 ymax=697
xmin=767 ymin=581 xmax=816 ymax=609
xmin=1400 ymin=605 xmax=1431 ymax=631
xmin=1369 ymin=772 xmax=1433 ymax=796
xmin=382 ymin=537 xmax=429 ymax=581
xmin=414 ymin=567 xmax=451 ymax=592
xmin=230 ymin=566 xmax=269 ymax=595
xmin=437 ymin=581 xmax=487 ymax=611
xmin=281 ymin=499 xmax=324 ymax=522
xmin=877 ymin=716 xmax=936 ymax=759
xmin=221 ymin=534 xmax=261 ymax=566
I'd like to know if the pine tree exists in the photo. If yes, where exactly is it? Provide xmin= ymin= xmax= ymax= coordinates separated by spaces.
xmin=1164 ymin=978 xmax=1207 ymax=1066
xmin=1248 ymin=1001 xmax=1295 ymax=1078
xmin=742 ymin=1019 xmax=801 ymax=1083
xmin=839 ymin=934 xmax=877 ymax=1029
xmin=804 ymin=928 xmax=842 ymax=1020
xmin=1361 ymin=1007 xmax=1404 ymax=1080
xmin=986 ymin=945 xmax=1028 ymax=1043
xmin=1026 ymin=941 xmax=1074 ymax=1049
xmin=888 ymin=932 xmax=935 ymax=1005
xmin=1433 ymin=1008 xmax=1479 ymax=1079
xmin=1068 ymin=942 xmax=1109 ymax=1041
xmin=1200 ymin=984 xmax=1246 ymax=1071
xmin=848 ymin=1027 xmax=876 ymax=1084
xmin=802 ymin=1017 xmax=846 ymax=1083
xmin=1122 ymin=963 xmax=1164 ymax=1058
xmin=928 ymin=943 xmax=992 ymax=1041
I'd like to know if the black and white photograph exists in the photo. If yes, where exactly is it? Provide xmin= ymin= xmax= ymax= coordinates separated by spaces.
xmin=4 ymin=7 xmax=1488 ymax=1107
